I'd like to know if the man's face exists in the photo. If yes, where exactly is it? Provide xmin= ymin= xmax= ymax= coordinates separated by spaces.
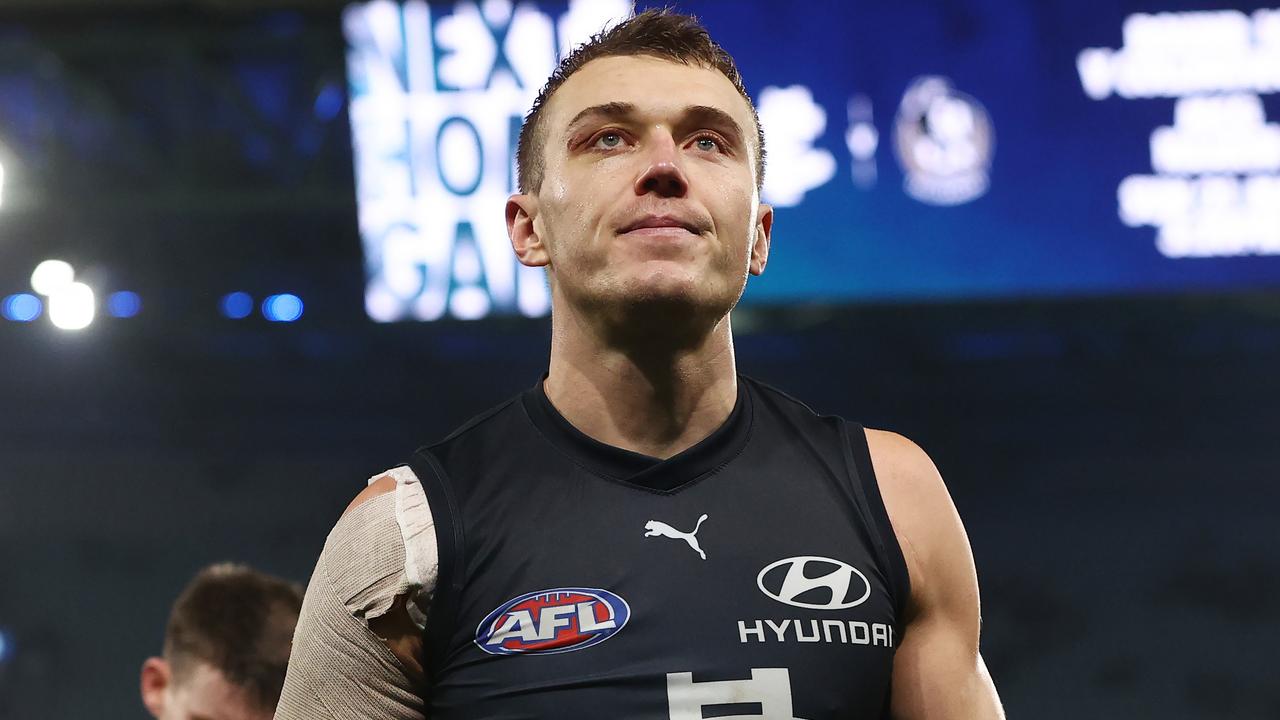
xmin=512 ymin=55 xmax=772 ymax=323
xmin=141 ymin=658 xmax=273 ymax=720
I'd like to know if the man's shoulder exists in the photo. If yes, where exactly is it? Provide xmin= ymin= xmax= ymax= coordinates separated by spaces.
xmin=863 ymin=429 xmax=939 ymax=486
xmin=863 ymin=427 xmax=970 ymax=610
xmin=343 ymin=474 xmax=398 ymax=517
xmin=863 ymin=428 xmax=953 ymax=527
xmin=419 ymin=390 xmax=530 ymax=456
xmin=438 ymin=391 xmax=529 ymax=442
xmin=741 ymin=375 xmax=846 ymax=423
xmin=740 ymin=377 xmax=936 ymax=481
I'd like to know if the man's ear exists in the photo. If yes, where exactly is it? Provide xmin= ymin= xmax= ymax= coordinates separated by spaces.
xmin=140 ymin=657 xmax=170 ymax=719
xmin=507 ymin=193 xmax=550 ymax=268
xmin=749 ymin=203 xmax=773 ymax=276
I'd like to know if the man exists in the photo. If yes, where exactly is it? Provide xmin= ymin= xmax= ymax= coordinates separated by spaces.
xmin=279 ymin=9 xmax=1003 ymax=718
xmin=141 ymin=563 xmax=303 ymax=720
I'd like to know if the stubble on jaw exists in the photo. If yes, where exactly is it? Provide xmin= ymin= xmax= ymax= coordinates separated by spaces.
xmin=545 ymin=228 xmax=750 ymax=355
xmin=535 ymin=195 xmax=757 ymax=347
xmin=529 ymin=58 xmax=765 ymax=354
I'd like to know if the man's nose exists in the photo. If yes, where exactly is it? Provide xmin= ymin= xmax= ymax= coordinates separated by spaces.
xmin=633 ymin=132 xmax=689 ymax=198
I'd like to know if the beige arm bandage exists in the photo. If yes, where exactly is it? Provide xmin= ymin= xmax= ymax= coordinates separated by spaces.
xmin=275 ymin=467 xmax=438 ymax=719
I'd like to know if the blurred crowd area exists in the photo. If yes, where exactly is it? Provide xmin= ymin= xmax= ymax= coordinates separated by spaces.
xmin=3 ymin=297 xmax=1279 ymax=717
xmin=1 ymin=1 xmax=1279 ymax=718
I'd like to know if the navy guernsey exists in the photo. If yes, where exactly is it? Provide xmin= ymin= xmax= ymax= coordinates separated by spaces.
xmin=408 ymin=376 xmax=911 ymax=719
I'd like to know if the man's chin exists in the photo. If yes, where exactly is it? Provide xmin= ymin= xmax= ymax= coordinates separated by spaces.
xmin=616 ymin=274 xmax=717 ymax=309
xmin=556 ymin=265 xmax=743 ymax=321
xmin=607 ymin=276 xmax=741 ymax=328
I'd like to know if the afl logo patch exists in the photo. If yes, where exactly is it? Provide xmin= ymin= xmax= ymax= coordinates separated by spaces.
xmin=475 ymin=588 xmax=630 ymax=656
xmin=757 ymin=556 xmax=872 ymax=610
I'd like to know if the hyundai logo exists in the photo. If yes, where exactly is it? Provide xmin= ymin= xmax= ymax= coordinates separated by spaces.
xmin=757 ymin=556 xmax=872 ymax=610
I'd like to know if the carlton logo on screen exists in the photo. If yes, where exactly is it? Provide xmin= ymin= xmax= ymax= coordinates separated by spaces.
xmin=475 ymin=587 xmax=631 ymax=656
xmin=757 ymin=556 xmax=872 ymax=610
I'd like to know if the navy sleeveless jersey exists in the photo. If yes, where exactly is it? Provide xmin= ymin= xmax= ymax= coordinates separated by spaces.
xmin=407 ymin=376 xmax=910 ymax=719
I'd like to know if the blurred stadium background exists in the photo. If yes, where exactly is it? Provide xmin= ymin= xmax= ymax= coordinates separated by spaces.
xmin=1 ymin=0 xmax=1279 ymax=717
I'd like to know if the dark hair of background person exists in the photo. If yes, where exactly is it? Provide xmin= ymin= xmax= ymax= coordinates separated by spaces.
xmin=163 ymin=563 xmax=304 ymax=710
xmin=515 ymin=7 xmax=767 ymax=194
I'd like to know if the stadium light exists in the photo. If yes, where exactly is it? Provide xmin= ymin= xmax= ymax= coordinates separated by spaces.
xmin=48 ymin=282 xmax=95 ymax=330
xmin=220 ymin=292 xmax=254 ymax=319
xmin=106 ymin=291 xmax=142 ymax=318
xmin=262 ymin=293 xmax=304 ymax=322
xmin=30 ymin=260 xmax=74 ymax=296
xmin=2 ymin=294 xmax=41 ymax=322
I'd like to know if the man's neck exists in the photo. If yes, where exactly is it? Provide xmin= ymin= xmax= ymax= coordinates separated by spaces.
xmin=543 ymin=310 xmax=739 ymax=460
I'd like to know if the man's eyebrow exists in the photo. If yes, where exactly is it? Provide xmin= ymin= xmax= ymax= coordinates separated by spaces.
xmin=563 ymin=102 xmax=745 ymax=143
xmin=564 ymin=102 xmax=638 ymax=135
xmin=679 ymin=105 xmax=745 ymax=142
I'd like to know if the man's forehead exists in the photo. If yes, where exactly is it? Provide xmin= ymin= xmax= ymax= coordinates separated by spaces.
xmin=547 ymin=55 xmax=753 ymax=133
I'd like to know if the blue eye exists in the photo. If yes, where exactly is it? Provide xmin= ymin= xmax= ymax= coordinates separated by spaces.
xmin=695 ymin=137 xmax=720 ymax=152
xmin=596 ymin=133 xmax=623 ymax=148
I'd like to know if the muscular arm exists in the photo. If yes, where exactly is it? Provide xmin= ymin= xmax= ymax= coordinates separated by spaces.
xmin=866 ymin=429 xmax=1004 ymax=720
xmin=350 ymin=477 xmax=427 ymax=683
xmin=275 ymin=473 xmax=433 ymax=719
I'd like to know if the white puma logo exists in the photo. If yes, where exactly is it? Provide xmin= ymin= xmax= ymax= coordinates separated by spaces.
xmin=644 ymin=514 xmax=709 ymax=560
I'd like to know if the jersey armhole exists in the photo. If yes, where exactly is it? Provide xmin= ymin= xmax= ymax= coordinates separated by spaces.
xmin=844 ymin=422 xmax=912 ymax=624
xmin=407 ymin=448 xmax=464 ymax=684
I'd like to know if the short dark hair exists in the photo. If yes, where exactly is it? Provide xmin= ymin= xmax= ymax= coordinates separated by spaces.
xmin=516 ymin=8 xmax=765 ymax=193
xmin=163 ymin=563 xmax=303 ymax=710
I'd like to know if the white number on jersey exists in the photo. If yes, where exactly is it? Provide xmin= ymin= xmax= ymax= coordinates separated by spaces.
xmin=666 ymin=667 xmax=806 ymax=720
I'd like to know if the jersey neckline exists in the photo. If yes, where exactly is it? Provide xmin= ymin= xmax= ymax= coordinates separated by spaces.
xmin=520 ymin=375 xmax=754 ymax=493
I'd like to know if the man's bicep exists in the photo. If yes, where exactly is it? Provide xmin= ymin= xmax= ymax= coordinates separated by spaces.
xmin=888 ymin=531 xmax=1002 ymax=720
xmin=866 ymin=430 xmax=1002 ymax=720
xmin=275 ymin=469 xmax=436 ymax=719
xmin=887 ymin=501 xmax=1001 ymax=719
xmin=890 ymin=608 xmax=1003 ymax=720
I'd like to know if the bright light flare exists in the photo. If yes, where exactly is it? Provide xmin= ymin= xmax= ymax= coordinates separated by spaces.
xmin=262 ymin=294 xmax=304 ymax=322
xmin=2 ymin=293 xmax=41 ymax=322
xmin=220 ymin=292 xmax=253 ymax=319
xmin=106 ymin=291 xmax=142 ymax=318
xmin=48 ymin=282 xmax=95 ymax=330
xmin=30 ymin=260 xmax=74 ymax=296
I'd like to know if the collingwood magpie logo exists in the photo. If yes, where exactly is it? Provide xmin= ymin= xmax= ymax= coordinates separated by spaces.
xmin=756 ymin=556 xmax=871 ymax=610
xmin=893 ymin=75 xmax=994 ymax=207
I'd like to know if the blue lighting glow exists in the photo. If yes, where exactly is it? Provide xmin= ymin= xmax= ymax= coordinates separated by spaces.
xmin=262 ymin=293 xmax=303 ymax=322
xmin=220 ymin=292 xmax=254 ymax=319
xmin=2 ymin=293 xmax=42 ymax=322
xmin=344 ymin=0 xmax=1280 ymax=318
xmin=106 ymin=291 xmax=142 ymax=318
xmin=0 ymin=628 xmax=9 ymax=663
xmin=314 ymin=82 xmax=344 ymax=122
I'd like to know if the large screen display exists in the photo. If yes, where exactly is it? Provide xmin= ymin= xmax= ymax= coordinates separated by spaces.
xmin=345 ymin=0 xmax=1280 ymax=321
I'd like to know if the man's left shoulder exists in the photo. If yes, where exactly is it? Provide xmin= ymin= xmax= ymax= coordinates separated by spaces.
xmin=862 ymin=428 xmax=944 ymax=494
xmin=863 ymin=428 xmax=973 ymax=605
